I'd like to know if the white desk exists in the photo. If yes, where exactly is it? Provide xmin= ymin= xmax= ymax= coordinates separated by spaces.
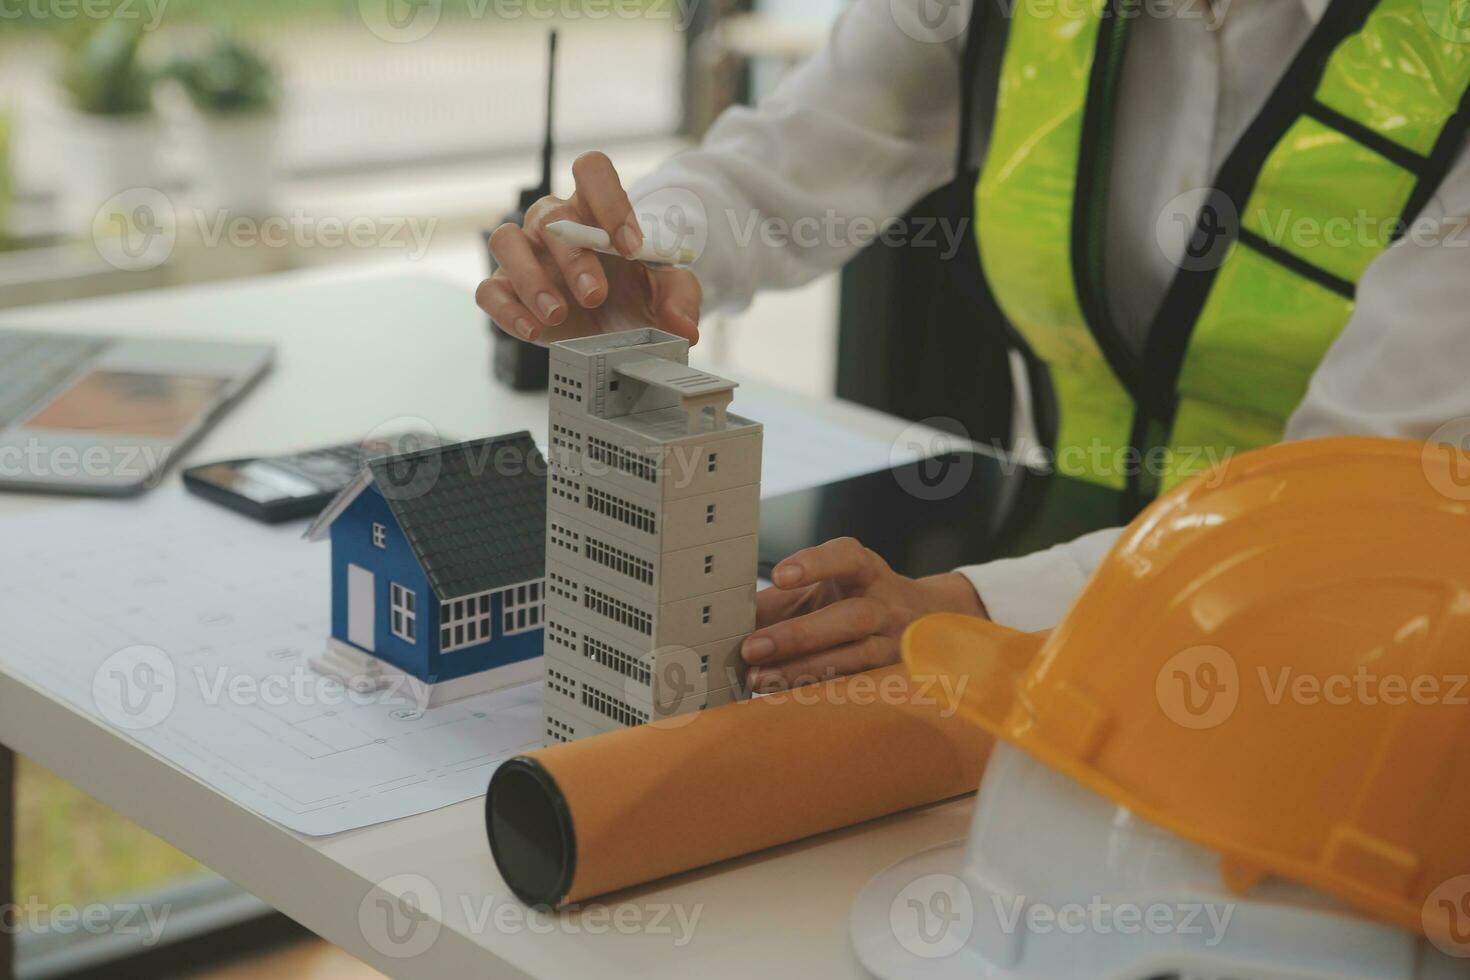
xmin=0 ymin=270 xmax=973 ymax=979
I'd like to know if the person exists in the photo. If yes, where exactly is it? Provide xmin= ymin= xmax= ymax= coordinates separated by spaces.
xmin=477 ymin=0 xmax=1470 ymax=691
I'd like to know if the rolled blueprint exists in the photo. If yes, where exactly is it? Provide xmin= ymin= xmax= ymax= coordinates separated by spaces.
xmin=484 ymin=664 xmax=991 ymax=907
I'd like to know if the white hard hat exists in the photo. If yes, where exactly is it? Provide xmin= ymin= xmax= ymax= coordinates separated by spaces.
xmin=850 ymin=743 xmax=1466 ymax=980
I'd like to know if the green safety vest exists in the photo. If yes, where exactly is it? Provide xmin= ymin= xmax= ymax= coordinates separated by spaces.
xmin=970 ymin=0 xmax=1470 ymax=495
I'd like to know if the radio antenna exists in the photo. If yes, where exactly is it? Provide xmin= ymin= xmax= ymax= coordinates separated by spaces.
xmin=521 ymin=29 xmax=558 ymax=209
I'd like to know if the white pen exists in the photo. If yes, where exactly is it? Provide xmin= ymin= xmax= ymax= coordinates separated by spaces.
xmin=545 ymin=219 xmax=696 ymax=267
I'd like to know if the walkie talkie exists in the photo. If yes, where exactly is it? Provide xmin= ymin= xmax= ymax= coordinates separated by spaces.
xmin=486 ymin=29 xmax=557 ymax=391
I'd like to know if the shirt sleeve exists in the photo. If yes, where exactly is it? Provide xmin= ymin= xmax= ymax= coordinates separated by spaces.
xmin=1284 ymin=141 xmax=1470 ymax=443
xmin=627 ymin=0 xmax=966 ymax=313
xmin=954 ymin=528 xmax=1123 ymax=631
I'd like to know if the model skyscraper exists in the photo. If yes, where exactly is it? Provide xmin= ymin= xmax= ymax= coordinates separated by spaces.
xmin=541 ymin=328 xmax=761 ymax=743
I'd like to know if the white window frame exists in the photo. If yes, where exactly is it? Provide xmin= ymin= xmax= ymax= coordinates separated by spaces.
xmin=440 ymin=590 xmax=493 ymax=654
xmin=390 ymin=583 xmax=417 ymax=643
xmin=501 ymin=579 xmax=545 ymax=636
xmin=372 ymin=522 xmax=387 ymax=549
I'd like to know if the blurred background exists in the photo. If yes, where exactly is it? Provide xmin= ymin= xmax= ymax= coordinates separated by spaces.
xmin=2 ymin=1 xmax=847 ymax=976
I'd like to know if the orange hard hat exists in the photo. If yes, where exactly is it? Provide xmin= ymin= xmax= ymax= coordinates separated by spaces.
xmin=903 ymin=436 xmax=1470 ymax=946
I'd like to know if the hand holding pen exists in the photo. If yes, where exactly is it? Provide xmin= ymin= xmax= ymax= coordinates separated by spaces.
xmin=475 ymin=152 xmax=703 ymax=347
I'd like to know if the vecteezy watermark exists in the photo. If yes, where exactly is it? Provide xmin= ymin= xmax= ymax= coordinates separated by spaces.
xmin=359 ymin=874 xmax=444 ymax=959
xmin=988 ymin=437 xmax=1236 ymax=489
xmin=361 ymin=417 xmax=449 ymax=503
xmin=191 ymin=664 xmax=422 ymax=710
xmin=92 ymin=188 xmax=438 ymax=273
xmin=1424 ymin=875 xmax=1470 ymax=958
xmin=752 ymin=669 xmax=970 ymax=717
xmin=891 ymin=418 xmax=974 ymax=502
xmin=632 ymin=645 xmax=709 ymax=733
xmin=889 ymin=0 xmax=969 ymax=43
xmin=1423 ymin=418 xmax=1470 ymax=501
xmin=358 ymin=0 xmax=442 ymax=43
xmin=1157 ymin=645 xmax=1470 ymax=731
xmin=357 ymin=875 xmax=703 ymax=959
xmin=890 ymin=0 xmax=1230 ymax=44
xmin=891 ymin=873 xmax=974 ymax=959
xmin=636 ymin=186 xmax=709 ymax=265
xmin=0 ymin=0 xmax=169 ymax=30
xmin=1 ymin=897 xmax=172 ymax=945
xmin=888 ymin=873 xmax=1236 ymax=961
xmin=1156 ymin=645 xmax=1240 ymax=730
xmin=91 ymin=645 xmax=177 ymax=731
xmin=1156 ymin=187 xmax=1239 ymax=273
xmin=358 ymin=0 xmax=704 ymax=43
xmin=465 ymin=897 xmax=704 ymax=945
xmin=727 ymin=209 xmax=971 ymax=261
xmin=1423 ymin=0 xmax=1470 ymax=44
xmin=93 ymin=188 xmax=177 ymax=273
xmin=985 ymin=894 xmax=1235 ymax=948
xmin=377 ymin=429 xmax=546 ymax=501
xmin=1256 ymin=664 xmax=1470 ymax=708
xmin=1156 ymin=189 xmax=1470 ymax=273
xmin=0 ymin=439 xmax=172 ymax=484
xmin=87 ymin=646 xmax=439 ymax=732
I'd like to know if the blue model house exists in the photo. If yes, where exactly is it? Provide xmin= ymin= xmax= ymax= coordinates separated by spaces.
xmin=305 ymin=432 xmax=547 ymax=705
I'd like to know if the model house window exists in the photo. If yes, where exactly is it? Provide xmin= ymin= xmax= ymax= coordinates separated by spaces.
xmin=441 ymin=592 xmax=492 ymax=653
xmin=390 ymin=583 xmax=417 ymax=643
xmin=372 ymin=523 xmax=387 ymax=549
xmin=502 ymin=579 xmax=545 ymax=636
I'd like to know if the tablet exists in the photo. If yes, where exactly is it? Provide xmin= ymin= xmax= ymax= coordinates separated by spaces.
xmin=757 ymin=450 xmax=1137 ymax=579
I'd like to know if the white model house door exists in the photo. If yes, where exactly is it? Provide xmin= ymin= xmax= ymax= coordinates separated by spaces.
xmin=347 ymin=563 xmax=376 ymax=652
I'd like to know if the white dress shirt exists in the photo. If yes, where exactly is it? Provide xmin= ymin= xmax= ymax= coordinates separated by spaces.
xmin=630 ymin=0 xmax=1470 ymax=631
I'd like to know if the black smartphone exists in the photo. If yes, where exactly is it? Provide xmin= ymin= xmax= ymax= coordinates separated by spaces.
xmin=757 ymin=450 xmax=1139 ymax=579
xmin=182 ymin=432 xmax=444 ymax=523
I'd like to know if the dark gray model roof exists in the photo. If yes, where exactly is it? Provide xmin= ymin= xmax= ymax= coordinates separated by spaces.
xmin=368 ymin=431 xmax=546 ymax=601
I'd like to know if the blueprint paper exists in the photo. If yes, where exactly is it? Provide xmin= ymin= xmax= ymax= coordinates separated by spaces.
xmin=0 ymin=489 xmax=545 ymax=836
xmin=0 ymin=393 xmax=905 ymax=836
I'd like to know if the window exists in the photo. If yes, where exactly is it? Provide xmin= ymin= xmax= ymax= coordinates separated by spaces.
xmin=703 ymin=555 xmax=714 ymax=574
xmin=701 ymin=605 xmax=712 ymax=625
xmin=390 ymin=583 xmax=417 ymax=643
xmin=584 ymin=586 xmax=653 ymax=635
xmin=371 ymin=523 xmax=387 ymax=549
xmin=706 ymin=504 xmax=716 ymax=524
xmin=583 ymin=634 xmax=650 ymax=687
xmin=502 ymin=579 xmax=545 ymax=636
xmin=587 ymin=435 xmax=658 ymax=482
xmin=585 ymin=535 xmax=655 ymax=586
xmin=440 ymin=591 xmax=492 ymax=653
xmin=708 ymin=452 xmax=718 ymax=473
xmin=587 ymin=486 xmax=656 ymax=534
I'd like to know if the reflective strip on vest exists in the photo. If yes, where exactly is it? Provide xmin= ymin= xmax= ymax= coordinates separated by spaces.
xmin=975 ymin=0 xmax=1470 ymax=493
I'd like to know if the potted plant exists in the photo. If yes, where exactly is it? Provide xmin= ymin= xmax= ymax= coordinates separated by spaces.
xmin=54 ymin=18 xmax=160 ymax=229
xmin=165 ymin=33 xmax=281 ymax=216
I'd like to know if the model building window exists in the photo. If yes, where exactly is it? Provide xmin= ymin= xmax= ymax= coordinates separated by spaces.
xmin=701 ymin=605 xmax=712 ymax=624
xmin=502 ymin=579 xmax=545 ymax=636
xmin=372 ymin=522 xmax=387 ymax=549
xmin=704 ymin=555 xmax=714 ymax=574
xmin=707 ymin=452 xmax=718 ymax=473
xmin=440 ymin=591 xmax=493 ymax=653
xmin=390 ymin=583 xmax=417 ymax=643
xmin=706 ymin=503 xmax=716 ymax=524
